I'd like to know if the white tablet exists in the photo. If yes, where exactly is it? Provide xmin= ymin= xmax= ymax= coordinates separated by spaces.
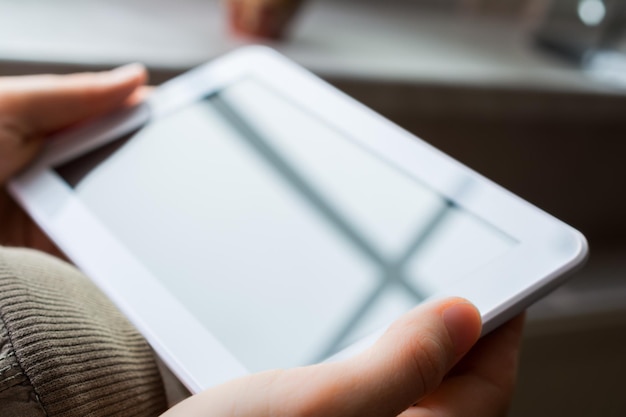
xmin=9 ymin=46 xmax=587 ymax=394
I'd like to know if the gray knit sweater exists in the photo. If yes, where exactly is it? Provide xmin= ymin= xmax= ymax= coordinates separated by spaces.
xmin=0 ymin=247 xmax=168 ymax=417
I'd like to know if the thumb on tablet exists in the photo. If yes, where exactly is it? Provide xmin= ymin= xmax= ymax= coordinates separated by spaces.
xmin=0 ymin=63 xmax=147 ymax=136
xmin=280 ymin=297 xmax=483 ymax=417
xmin=162 ymin=298 xmax=482 ymax=417
xmin=0 ymin=64 xmax=147 ymax=184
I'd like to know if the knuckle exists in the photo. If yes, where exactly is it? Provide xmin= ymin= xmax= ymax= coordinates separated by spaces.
xmin=416 ymin=337 xmax=447 ymax=392
xmin=390 ymin=323 xmax=453 ymax=394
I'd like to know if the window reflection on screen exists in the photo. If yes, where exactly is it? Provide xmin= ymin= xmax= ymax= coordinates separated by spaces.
xmin=55 ymin=79 xmax=515 ymax=372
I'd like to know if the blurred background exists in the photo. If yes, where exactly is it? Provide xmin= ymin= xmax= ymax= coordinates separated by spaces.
xmin=1 ymin=0 xmax=625 ymax=415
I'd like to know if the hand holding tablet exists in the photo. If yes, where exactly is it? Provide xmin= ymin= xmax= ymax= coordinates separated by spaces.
xmin=7 ymin=47 xmax=587 ymax=396
xmin=162 ymin=299 xmax=524 ymax=417
xmin=0 ymin=64 xmax=148 ymax=255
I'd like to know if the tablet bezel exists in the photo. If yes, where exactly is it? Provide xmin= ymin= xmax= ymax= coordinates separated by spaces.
xmin=8 ymin=46 xmax=587 ymax=393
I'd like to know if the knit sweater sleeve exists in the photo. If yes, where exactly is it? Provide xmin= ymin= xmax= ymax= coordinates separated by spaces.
xmin=0 ymin=247 xmax=168 ymax=417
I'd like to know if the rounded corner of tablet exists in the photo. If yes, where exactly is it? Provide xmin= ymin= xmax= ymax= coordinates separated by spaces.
xmin=229 ymin=45 xmax=280 ymax=62
xmin=560 ymin=226 xmax=589 ymax=269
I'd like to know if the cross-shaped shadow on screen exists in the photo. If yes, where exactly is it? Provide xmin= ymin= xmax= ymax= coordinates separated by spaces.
xmin=210 ymin=90 xmax=466 ymax=362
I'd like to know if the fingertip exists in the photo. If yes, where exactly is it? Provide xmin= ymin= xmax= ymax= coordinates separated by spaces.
xmin=440 ymin=299 xmax=482 ymax=357
xmin=329 ymin=298 xmax=483 ymax=415
xmin=109 ymin=63 xmax=148 ymax=86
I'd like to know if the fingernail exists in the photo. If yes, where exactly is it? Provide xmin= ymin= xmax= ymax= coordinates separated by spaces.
xmin=110 ymin=63 xmax=146 ymax=81
xmin=442 ymin=301 xmax=481 ymax=356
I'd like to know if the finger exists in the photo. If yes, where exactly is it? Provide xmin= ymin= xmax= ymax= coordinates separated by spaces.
xmin=124 ymin=85 xmax=155 ymax=107
xmin=405 ymin=314 xmax=526 ymax=417
xmin=0 ymin=63 xmax=147 ymax=135
xmin=286 ymin=299 xmax=481 ymax=417
xmin=0 ymin=65 xmax=147 ymax=182
xmin=161 ymin=299 xmax=482 ymax=417
xmin=448 ymin=313 xmax=525 ymax=386
xmin=273 ymin=298 xmax=483 ymax=417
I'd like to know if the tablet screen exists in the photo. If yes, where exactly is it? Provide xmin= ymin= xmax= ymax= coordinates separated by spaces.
xmin=55 ymin=78 xmax=516 ymax=372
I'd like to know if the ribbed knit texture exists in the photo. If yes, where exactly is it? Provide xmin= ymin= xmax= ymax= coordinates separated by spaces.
xmin=0 ymin=247 xmax=168 ymax=417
